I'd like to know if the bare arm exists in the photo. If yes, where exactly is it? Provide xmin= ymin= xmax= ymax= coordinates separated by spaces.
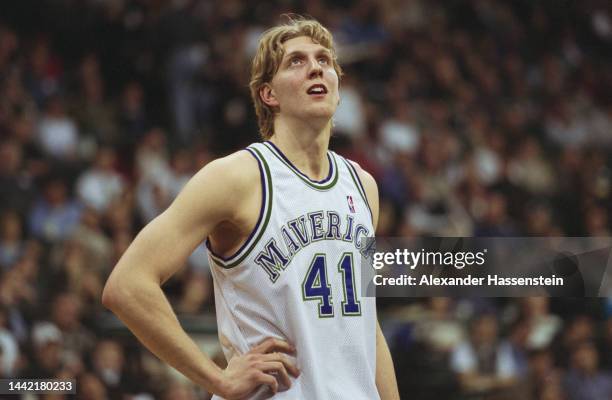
xmin=375 ymin=321 xmax=400 ymax=400
xmin=102 ymin=151 xmax=298 ymax=399
xmin=355 ymin=165 xmax=400 ymax=400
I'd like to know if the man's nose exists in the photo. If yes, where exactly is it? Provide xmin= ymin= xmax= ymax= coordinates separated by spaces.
xmin=307 ymin=58 xmax=323 ymax=79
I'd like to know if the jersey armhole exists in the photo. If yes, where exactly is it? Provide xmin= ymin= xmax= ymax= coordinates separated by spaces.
xmin=206 ymin=147 xmax=273 ymax=268
xmin=340 ymin=156 xmax=374 ymax=224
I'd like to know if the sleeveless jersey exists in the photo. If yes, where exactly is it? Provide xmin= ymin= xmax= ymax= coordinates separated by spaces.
xmin=207 ymin=141 xmax=379 ymax=400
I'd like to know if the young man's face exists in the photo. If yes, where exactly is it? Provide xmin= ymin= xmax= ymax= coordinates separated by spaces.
xmin=267 ymin=36 xmax=340 ymax=124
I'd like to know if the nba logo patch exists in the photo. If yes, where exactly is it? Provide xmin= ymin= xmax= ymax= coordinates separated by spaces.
xmin=347 ymin=195 xmax=356 ymax=213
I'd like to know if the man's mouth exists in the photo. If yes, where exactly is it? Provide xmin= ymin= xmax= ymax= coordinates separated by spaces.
xmin=307 ymin=84 xmax=328 ymax=95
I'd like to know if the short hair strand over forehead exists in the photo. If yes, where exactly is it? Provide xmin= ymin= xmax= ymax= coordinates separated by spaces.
xmin=249 ymin=15 xmax=343 ymax=139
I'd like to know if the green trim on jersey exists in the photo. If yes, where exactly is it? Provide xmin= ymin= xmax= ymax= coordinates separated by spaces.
xmin=262 ymin=141 xmax=339 ymax=191
xmin=209 ymin=146 xmax=273 ymax=269
xmin=339 ymin=157 xmax=373 ymax=224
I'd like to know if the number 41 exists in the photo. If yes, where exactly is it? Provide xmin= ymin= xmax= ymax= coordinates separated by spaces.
xmin=302 ymin=252 xmax=361 ymax=318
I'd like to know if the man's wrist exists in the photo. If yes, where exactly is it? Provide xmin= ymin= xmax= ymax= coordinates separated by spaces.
xmin=208 ymin=368 xmax=228 ymax=397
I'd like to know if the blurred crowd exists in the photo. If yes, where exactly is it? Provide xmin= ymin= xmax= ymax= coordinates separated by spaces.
xmin=0 ymin=0 xmax=611 ymax=399
xmin=386 ymin=297 xmax=612 ymax=400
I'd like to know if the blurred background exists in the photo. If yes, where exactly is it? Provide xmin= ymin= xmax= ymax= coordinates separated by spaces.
xmin=0 ymin=0 xmax=611 ymax=399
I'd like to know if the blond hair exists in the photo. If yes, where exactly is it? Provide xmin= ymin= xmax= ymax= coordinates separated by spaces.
xmin=249 ymin=15 xmax=342 ymax=139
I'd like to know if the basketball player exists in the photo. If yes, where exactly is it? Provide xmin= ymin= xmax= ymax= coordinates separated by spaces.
xmin=102 ymin=16 xmax=399 ymax=399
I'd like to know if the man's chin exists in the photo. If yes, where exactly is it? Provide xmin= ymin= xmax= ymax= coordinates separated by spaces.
xmin=305 ymin=105 xmax=336 ymax=120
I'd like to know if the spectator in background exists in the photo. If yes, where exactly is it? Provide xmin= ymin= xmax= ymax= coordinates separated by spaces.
xmin=117 ymin=81 xmax=149 ymax=148
xmin=0 ymin=305 xmax=19 ymax=377
xmin=414 ymin=297 xmax=465 ymax=352
xmin=563 ymin=341 xmax=612 ymax=400
xmin=78 ymin=372 xmax=109 ymax=400
xmin=23 ymin=37 xmax=62 ymax=108
xmin=166 ymin=147 xmax=195 ymax=199
xmin=175 ymin=267 xmax=211 ymax=314
xmin=110 ymin=230 xmax=133 ymax=267
xmin=0 ymin=140 xmax=35 ymax=215
xmin=379 ymin=100 xmax=420 ymax=159
xmin=470 ymin=130 xmax=505 ymax=187
xmin=524 ymin=202 xmax=561 ymax=236
xmin=506 ymin=316 xmax=530 ymax=379
xmin=106 ymin=196 xmax=136 ymax=239
xmin=520 ymin=297 xmax=562 ymax=351
xmin=29 ymin=176 xmax=82 ymax=242
xmin=69 ymin=207 xmax=113 ymax=275
xmin=507 ymin=137 xmax=556 ymax=196
xmin=474 ymin=192 xmax=517 ymax=236
xmin=91 ymin=339 xmax=126 ymax=398
xmin=0 ymin=210 xmax=24 ymax=269
xmin=72 ymin=53 xmax=118 ymax=145
xmin=135 ymin=129 xmax=173 ymax=223
xmin=1 ymin=67 xmax=37 ymax=130
xmin=50 ymin=239 xmax=104 ymax=306
xmin=0 ymin=252 xmax=39 ymax=317
xmin=545 ymin=99 xmax=589 ymax=149
xmin=601 ymin=317 xmax=612 ymax=370
xmin=10 ymin=112 xmax=48 ymax=179
xmin=451 ymin=313 xmax=520 ymax=399
xmin=527 ymin=348 xmax=565 ymax=400
xmin=50 ymin=293 xmax=95 ymax=364
xmin=37 ymin=96 xmax=79 ymax=162
xmin=162 ymin=0 xmax=209 ymax=145
xmin=554 ymin=315 xmax=597 ymax=368
xmin=0 ymin=25 xmax=18 ymax=72
xmin=583 ymin=204 xmax=610 ymax=236
xmin=76 ymin=146 xmax=124 ymax=214
xmin=333 ymin=75 xmax=366 ymax=140
xmin=0 ymin=256 xmax=33 ymax=344
xmin=24 ymin=321 xmax=65 ymax=378
xmin=134 ymin=128 xmax=170 ymax=185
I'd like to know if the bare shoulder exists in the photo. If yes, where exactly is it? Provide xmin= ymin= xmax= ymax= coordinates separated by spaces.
xmin=194 ymin=150 xmax=260 ymax=191
xmin=347 ymin=160 xmax=378 ymax=199
xmin=348 ymin=160 xmax=379 ymax=229
xmin=168 ymin=149 xmax=260 ymax=226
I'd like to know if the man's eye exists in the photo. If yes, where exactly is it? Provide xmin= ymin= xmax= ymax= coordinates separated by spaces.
xmin=318 ymin=57 xmax=329 ymax=64
xmin=290 ymin=58 xmax=302 ymax=66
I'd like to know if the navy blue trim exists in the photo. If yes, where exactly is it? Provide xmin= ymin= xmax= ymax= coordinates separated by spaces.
xmin=265 ymin=141 xmax=334 ymax=184
xmin=343 ymin=157 xmax=373 ymax=221
xmin=205 ymin=148 xmax=266 ymax=262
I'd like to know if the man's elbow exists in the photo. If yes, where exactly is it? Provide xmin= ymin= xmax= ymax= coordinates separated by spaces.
xmin=102 ymin=266 xmax=157 ymax=311
xmin=101 ymin=275 xmax=125 ymax=311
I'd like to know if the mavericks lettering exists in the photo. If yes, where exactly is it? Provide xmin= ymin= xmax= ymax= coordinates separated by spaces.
xmin=255 ymin=211 xmax=372 ymax=282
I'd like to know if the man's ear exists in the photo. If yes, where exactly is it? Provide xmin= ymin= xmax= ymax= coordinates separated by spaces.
xmin=260 ymin=84 xmax=279 ymax=107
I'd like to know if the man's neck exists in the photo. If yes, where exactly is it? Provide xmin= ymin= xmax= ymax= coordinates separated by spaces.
xmin=269 ymin=116 xmax=332 ymax=181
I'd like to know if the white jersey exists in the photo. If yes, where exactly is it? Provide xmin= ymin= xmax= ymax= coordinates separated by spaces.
xmin=207 ymin=141 xmax=379 ymax=400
